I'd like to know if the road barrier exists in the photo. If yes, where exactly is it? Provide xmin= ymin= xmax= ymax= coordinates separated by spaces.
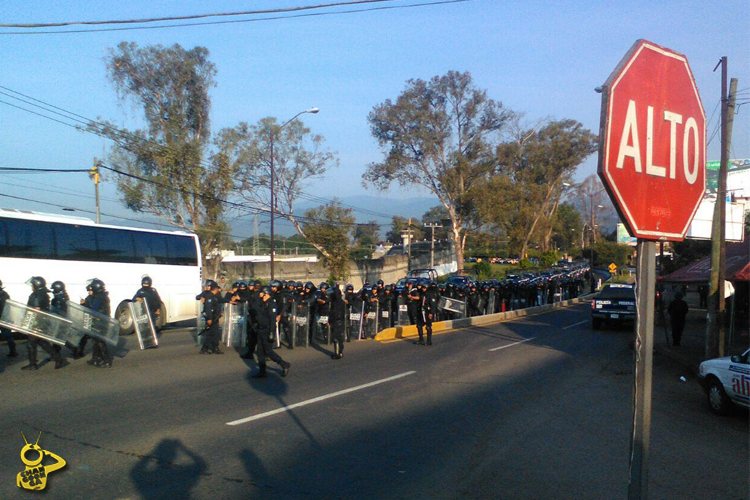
xmin=374 ymin=294 xmax=595 ymax=341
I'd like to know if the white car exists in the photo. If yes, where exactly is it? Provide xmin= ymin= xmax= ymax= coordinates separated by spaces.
xmin=698 ymin=348 xmax=750 ymax=415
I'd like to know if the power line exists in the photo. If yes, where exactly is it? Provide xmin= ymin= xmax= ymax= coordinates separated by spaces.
xmin=0 ymin=85 xmax=405 ymax=221
xmin=0 ymin=1 xmax=402 ymax=28
xmin=0 ymin=0 xmax=468 ymax=35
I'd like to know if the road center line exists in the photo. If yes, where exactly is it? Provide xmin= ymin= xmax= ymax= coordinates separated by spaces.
xmin=226 ymin=371 xmax=417 ymax=426
xmin=562 ymin=320 xmax=588 ymax=330
xmin=489 ymin=337 xmax=536 ymax=352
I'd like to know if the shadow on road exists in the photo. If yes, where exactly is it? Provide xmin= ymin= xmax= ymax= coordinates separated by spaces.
xmin=130 ymin=439 xmax=206 ymax=500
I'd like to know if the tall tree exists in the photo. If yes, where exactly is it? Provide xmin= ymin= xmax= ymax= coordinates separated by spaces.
xmin=364 ymin=71 xmax=512 ymax=272
xmin=482 ymin=119 xmax=598 ymax=257
xmin=575 ymin=174 xmax=609 ymax=245
xmin=550 ymin=202 xmax=583 ymax=251
xmin=92 ymin=42 xmax=250 ymax=277
xmin=235 ymin=116 xmax=338 ymax=258
xmin=302 ymin=201 xmax=355 ymax=280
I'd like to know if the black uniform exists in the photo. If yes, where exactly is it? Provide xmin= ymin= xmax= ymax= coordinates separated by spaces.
xmin=0 ymin=286 xmax=17 ymax=357
xmin=422 ymin=285 xmax=439 ymax=345
xmin=668 ymin=295 xmax=689 ymax=346
xmin=133 ymin=285 xmax=162 ymax=326
xmin=253 ymin=295 xmax=290 ymax=377
xmin=200 ymin=290 xmax=222 ymax=354
xmin=330 ymin=287 xmax=347 ymax=359
xmin=80 ymin=290 xmax=112 ymax=367
xmin=25 ymin=288 xmax=64 ymax=369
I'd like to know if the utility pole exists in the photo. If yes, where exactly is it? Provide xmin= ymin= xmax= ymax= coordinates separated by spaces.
xmin=253 ymin=215 xmax=259 ymax=255
xmin=707 ymin=55 xmax=738 ymax=359
xmin=406 ymin=218 xmax=413 ymax=271
xmin=424 ymin=222 xmax=443 ymax=269
xmin=89 ymin=158 xmax=101 ymax=223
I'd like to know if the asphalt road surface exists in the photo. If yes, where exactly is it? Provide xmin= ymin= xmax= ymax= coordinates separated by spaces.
xmin=1 ymin=303 xmax=747 ymax=500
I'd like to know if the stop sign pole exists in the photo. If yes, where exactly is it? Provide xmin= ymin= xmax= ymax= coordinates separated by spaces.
xmin=597 ymin=40 xmax=706 ymax=500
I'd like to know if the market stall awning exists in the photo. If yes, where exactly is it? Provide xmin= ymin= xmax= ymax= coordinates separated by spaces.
xmin=659 ymin=241 xmax=749 ymax=283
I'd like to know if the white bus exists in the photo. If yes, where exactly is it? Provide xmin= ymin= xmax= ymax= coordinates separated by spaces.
xmin=0 ymin=208 xmax=202 ymax=334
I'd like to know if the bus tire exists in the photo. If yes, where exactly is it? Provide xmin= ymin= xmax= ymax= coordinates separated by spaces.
xmin=116 ymin=302 xmax=135 ymax=336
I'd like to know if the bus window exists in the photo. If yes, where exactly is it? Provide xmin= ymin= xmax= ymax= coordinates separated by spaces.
xmin=96 ymin=227 xmax=136 ymax=263
xmin=135 ymin=232 xmax=169 ymax=264
xmin=167 ymin=236 xmax=198 ymax=266
xmin=5 ymin=219 xmax=55 ymax=259
xmin=55 ymin=223 xmax=98 ymax=261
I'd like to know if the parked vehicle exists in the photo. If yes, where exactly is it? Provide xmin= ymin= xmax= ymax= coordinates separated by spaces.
xmin=591 ymin=283 xmax=636 ymax=329
xmin=698 ymin=348 xmax=750 ymax=415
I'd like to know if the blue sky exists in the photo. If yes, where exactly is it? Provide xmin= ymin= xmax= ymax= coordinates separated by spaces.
xmin=0 ymin=0 xmax=747 ymax=239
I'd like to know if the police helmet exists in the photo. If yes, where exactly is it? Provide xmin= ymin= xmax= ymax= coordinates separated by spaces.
xmin=51 ymin=281 xmax=66 ymax=294
xmin=141 ymin=275 xmax=153 ymax=287
xmin=238 ymin=281 xmax=248 ymax=289
xmin=377 ymin=279 xmax=384 ymax=286
xmin=319 ymin=282 xmax=329 ymax=291
xmin=270 ymin=280 xmax=281 ymax=289
xmin=210 ymin=281 xmax=221 ymax=290
xmin=232 ymin=281 xmax=241 ymax=289
xmin=408 ymin=287 xmax=420 ymax=297
xmin=90 ymin=278 xmax=105 ymax=293
xmin=345 ymin=284 xmax=354 ymax=292
xmin=28 ymin=276 xmax=47 ymax=291
xmin=304 ymin=281 xmax=315 ymax=290
xmin=384 ymin=284 xmax=392 ymax=293
xmin=260 ymin=285 xmax=271 ymax=295
xmin=204 ymin=279 xmax=217 ymax=289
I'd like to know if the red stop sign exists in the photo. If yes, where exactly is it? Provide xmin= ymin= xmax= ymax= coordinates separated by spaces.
xmin=598 ymin=39 xmax=706 ymax=241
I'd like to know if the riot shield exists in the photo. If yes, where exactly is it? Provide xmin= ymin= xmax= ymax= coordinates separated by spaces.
xmin=222 ymin=302 xmax=247 ymax=348
xmin=348 ymin=300 xmax=364 ymax=341
xmin=0 ymin=299 xmax=80 ymax=346
xmin=363 ymin=302 xmax=379 ymax=339
xmin=397 ymin=296 xmax=409 ymax=326
xmin=67 ymin=301 xmax=120 ymax=346
xmin=129 ymin=298 xmax=158 ymax=350
xmin=315 ymin=314 xmax=331 ymax=345
xmin=438 ymin=296 xmax=466 ymax=318
xmin=486 ymin=290 xmax=496 ymax=315
xmin=292 ymin=300 xmax=310 ymax=348
xmin=378 ymin=300 xmax=392 ymax=331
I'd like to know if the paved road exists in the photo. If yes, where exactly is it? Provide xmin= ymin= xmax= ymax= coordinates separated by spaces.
xmin=1 ymin=304 xmax=747 ymax=500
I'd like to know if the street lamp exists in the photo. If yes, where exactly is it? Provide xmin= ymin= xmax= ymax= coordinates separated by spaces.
xmin=270 ymin=107 xmax=319 ymax=279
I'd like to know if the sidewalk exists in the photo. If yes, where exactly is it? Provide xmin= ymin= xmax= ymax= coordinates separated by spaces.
xmin=654 ymin=289 xmax=749 ymax=374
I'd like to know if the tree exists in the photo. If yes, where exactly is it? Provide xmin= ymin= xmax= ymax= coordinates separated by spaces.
xmin=575 ymin=174 xmax=609 ymax=245
xmin=421 ymin=205 xmax=451 ymax=241
xmin=92 ymin=42 xmax=249 ymax=278
xmin=479 ymin=119 xmax=598 ymax=258
xmin=386 ymin=216 xmax=424 ymax=244
xmin=302 ymin=201 xmax=355 ymax=280
xmin=550 ymin=203 xmax=583 ymax=251
xmin=353 ymin=220 xmax=380 ymax=247
xmin=365 ymin=71 xmax=513 ymax=273
xmin=235 ymin=116 xmax=338 ymax=258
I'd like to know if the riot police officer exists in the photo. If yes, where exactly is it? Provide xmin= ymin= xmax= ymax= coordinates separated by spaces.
xmin=23 ymin=277 xmax=66 ymax=370
xmin=251 ymin=286 xmax=290 ymax=378
xmin=279 ymin=281 xmax=295 ymax=349
xmin=330 ymin=284 xmax=347 ymax=359
xmin=134 ymin=275 xmax=163 ymax=328
xmin=79 ymin=279 xmax=112 ymax=367
xmin=200 ymin=281 xmax=223 ymax=355
xmin=0 ymin=280 xmax=18 ymax=358
xmin=50 ymin=281 xmax=77 ymax=357
xmin=422 ymin=281 xmax=439 ymax=345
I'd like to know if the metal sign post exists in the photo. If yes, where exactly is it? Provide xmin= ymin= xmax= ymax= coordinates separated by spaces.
xmin=629 ymin=240 xmax=656 ymax=500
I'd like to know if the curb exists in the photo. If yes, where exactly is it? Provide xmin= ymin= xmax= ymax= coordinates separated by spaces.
xmin=374 ymin=294 xmax=594 ymax=341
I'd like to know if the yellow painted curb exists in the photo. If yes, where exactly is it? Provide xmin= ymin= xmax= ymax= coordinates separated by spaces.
xmin=373 ymin=295 xmax=593 ymax=342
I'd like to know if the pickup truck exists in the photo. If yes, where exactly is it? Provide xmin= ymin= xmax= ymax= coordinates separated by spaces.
xmin=591 ymin=283 xmax=636 ymax=329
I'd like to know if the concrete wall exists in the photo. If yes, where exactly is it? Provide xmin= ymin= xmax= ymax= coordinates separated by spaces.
xmin=220 ymin=247 xmax=456 ymax=288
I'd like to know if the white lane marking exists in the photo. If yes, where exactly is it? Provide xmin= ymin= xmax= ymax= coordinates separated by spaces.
xmin=562 ymin=320 xmax=588 ymax=330
xmin=226 ymin=371 xmax=417 ymax=426
xmin=489 ymin=337 xmax=536 ymax=352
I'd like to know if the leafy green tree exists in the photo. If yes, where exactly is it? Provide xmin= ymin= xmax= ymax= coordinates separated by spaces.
xmin=365 ymin=71 xmax=513 ymax=272
xmin=303 ymin=201 xmax=355 ymax=280
xmin=235 ymin=116 xmax=338 ymax=256
xmin=591 ymin=240 xmax=634 ymax=269
xmin=353 ymin=220 xmax=380 ymax=247
xmin=92 ymin=42 xmax=250 ymax=277
xmin=477 ymin=119 xmax=597 ymax=258
xmin=550 ymin=203 xmax=583 ymax=251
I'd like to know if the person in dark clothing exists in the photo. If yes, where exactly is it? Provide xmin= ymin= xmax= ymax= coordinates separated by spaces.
xmin=667 ymin=292 xmax=689 ymax=346
xmin=200 ymin=282 xmax=223 ymax=355
xmin=279 ymin=282 xmax=295 ymax=349
xmin=23 ymin=276 xmax=66 ymax=370
xmin=0 ymin=280 xmax=18 ymax=358
xmin=421 ymin=281 xmax=439 ymax=345
xmin=408 ymin=286 xmax=427 ymax=344
xmin=133 ymin=275 xmax=163 ymax=328
xmin=50 ymin=280 xmax=76 ymax=357
xmin=251 ymin=287 xmax=290 ymax=378
xmin=78 ymin=279 xmax=113 ymax=367
xmin=698 ymin=285 xmax=708 ymax=309
xmin=330 ymin=284 xmax=347 ymax=359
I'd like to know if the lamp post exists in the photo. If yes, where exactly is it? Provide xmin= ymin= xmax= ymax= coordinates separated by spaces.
xmin=270 ymin=107 xmax=319 ymax=280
